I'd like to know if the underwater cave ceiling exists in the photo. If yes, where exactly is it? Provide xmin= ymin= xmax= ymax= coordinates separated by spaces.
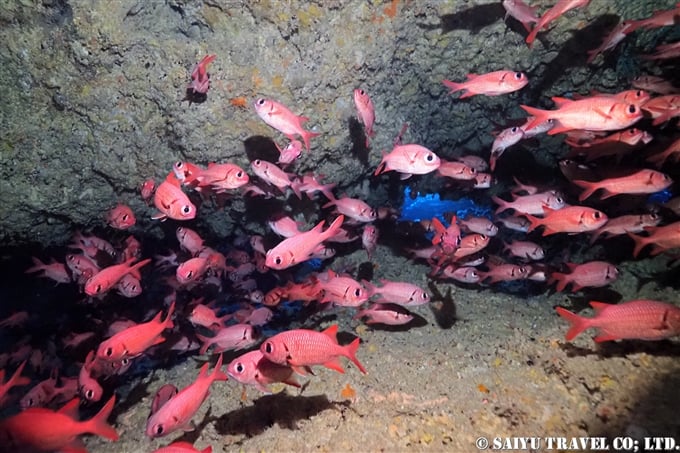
xmin=0 ymin=0 xmax=677 ymax=247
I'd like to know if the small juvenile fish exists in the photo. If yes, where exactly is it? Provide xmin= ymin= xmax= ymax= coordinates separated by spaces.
xmin=443 ymin=70 xmax=528 ymax=98
xmin=254 ymin=98 xmax=320 ymax=151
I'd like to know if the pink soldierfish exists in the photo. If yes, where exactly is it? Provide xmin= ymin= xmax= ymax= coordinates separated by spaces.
xmin=353 ymin=88 xmax=375 ymax=147
xmin=188 ymin=54 xmax=216 ymax=95
xmin=443 ymin=70 xmax=528 ymax=98
xmin=502 ymin=0 xmax=538 ymax=32
xmin=556 ymin=300 xmax=680 ymax=342
xmin=226 ymin=350 xmax=300 ymax=394
xmin=146 ymin=355 xmax=228 ymax=438
xmin=362 ymin=279 xmax=430 ymax=307
xmin=261 ymin=324 xmax=367 ymax=375
xmin=550 ymin=261 xmax=619 ymax=292
xmin=353 ymin=303 xmax=414 ymax=326
xmin=374 ymin=144 xmax=441 ymax=180
xmin=254 ymin=98 xmax=320 ymax=151
xmin=525 ymin=0 xmax=591 ymax=48
xmin=265 ymin=215 xmax=345 ymax=270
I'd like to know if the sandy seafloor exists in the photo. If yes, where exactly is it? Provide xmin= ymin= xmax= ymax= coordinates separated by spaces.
xmin=80 ymin=245 xmax=680 ymax=453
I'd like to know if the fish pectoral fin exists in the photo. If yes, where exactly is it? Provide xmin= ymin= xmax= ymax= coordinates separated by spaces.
xmin=594 ymin=107 xmax=613 ymax=120
xmin=322 ymin=357 xmax=346 ymax=374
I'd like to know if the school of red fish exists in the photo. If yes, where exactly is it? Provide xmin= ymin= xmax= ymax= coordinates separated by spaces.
xmin=2 ymin=1 xmax=680 ymax=452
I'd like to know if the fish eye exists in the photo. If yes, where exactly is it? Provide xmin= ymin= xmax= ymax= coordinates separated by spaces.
xmin=481 ymin=235 xmax=487 ymax=240
xmin=515 ymin=72 xmax=523 ymax=79
xmin=594 ymin=212 xmax=601 ymax=219
xmin=425 ymin=153 xmax=434 ymax=162
xmin=174 ymin=161 xmax=183 ymax=169
xmin=86 ymin=389 xmax=94 ymax=399
xmin=235 ymin=363 xmax=244 ymax=373
xmin=274 ymin=256 xmax=282 ymax=265
xmin=155 ymin=425 xmax=164 ymax=435
xmin=237 ymin=171 xmax=243 ymax=177
xmin=182 ymin=205 xmax=192 ymax=215
xmin=256 ymin=98 xmax=265 ymax=105
xmin=422 ymin=293 xmax=429 ymax=300
xmin=264 ymin=342 xmax=273 ymax=354
xmin=122 ymin=214 xmax=128 ymax=221
xmin=121 ymin=358 xmax=129 ymax=365
xmin=556 ymin=196 xmax=563 ymax=203
xmin=95 ymin=284 xmax=102 ymax=294
xmin=354 ymin=288 xmax=362 ymax=297
xmin=636 ymin=90 xmax=643 ymax=97
xmin=105 ymin=347 xmax=113 ymax=357
xmin=628 ymin=105 xmax=637 ymax=114
xmin=186 ymin=271 xmax=193 ymax=279
xmin=511 ymin=127 xmax=518 ymax=132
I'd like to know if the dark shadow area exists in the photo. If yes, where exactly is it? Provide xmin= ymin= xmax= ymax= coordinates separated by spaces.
xmin=174 ymin=406 xmax=215 ymax=445
xmin=560 ymin=339 xmax=680 ymax=359
xmin=243 ymin=135 xmax=281 ymax=163
xmin=428 ymin=281 xmax=458 ymax=329
xmin=417 ymin=3 xmax=505 ymax=35
xmin=526 ymin=14 xmax=619 ymax=105
xmin=348 ymin=117 xmax=370 ymax=166
xmin=213 ymin=392 xmax=339 ymax=437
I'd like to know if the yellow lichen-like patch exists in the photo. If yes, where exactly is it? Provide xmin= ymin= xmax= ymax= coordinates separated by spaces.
xmin=251 ymin=69 xmax=263 ymax=90
xmin=272 ymin=74 xmax=284 ymax=89
xmin=599 ymin=375 xmax=616 ymax=390
xmin=493 ymin=357 xmax=502 ymax=367
xmin=201 ymin=5 xmax=224 ymax=29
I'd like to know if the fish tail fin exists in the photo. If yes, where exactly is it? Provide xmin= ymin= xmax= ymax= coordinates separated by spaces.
xmin=211 ymin=354 xmax=229 ymax=382
xmin=82 ymin=395 xmax=119 ymax=441
xmin=551 ymin=272 xmax=569 ymax=292
xmin=163 ymin=300 xmax=176 ymax=329
xmin=25 ymin=257 xmax=46 ymax=274
xmin=525 ymin=25 xmax=538 ymax=47
xmin=491 ymin=195 xmax=509 ymax=214
xmin=361 ymin=279 xmax=379 ymax=297
xmin=301 ymin=130 xmax=321 ymax=152
xmin=344 ymin=337 xmax=367 ymax=374
xmin=627 ymin=232 xmax=648 ymax=258
xmin=520 ymin=105 xmax=550 ymax=131
xmin=524 ymin=214 xmax=542 ymax=233
xmin=572 ymin=179 xmax=597 ymax=202
xmin=555 ymin=307 xmax=590 ymax=341
xmin=196 ymin=334 xmax=211 ymax=355
xmin=442 ymin=79 xmax=463 ymax=94
xmin=374 ymin=151 xmax=388 ymax=176
xmin=321 ymin=215 xmax=345 ymax=241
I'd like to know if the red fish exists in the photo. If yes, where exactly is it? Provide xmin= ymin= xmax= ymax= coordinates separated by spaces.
xmin=586 ymin=20 xmax=634 ymax=64
xmin=556 ymin=300 xmax=680 ymax=342
xmin=195 ymin=162 xmax=249 ymax=192
xmin=188 ymin=54 xmax=216 ymax=95
xmin=437 ymin=159 xmax=477 ymax=180
xmin=502 ymin=0 xmax=538 ymax=32
xmin=226 ymin=350 xmax=300 ymax=394
xmin=430 ymin=217 xmax=461 ymax=255
xmin=196 ymin=324 xmax=257 ymax=355
xmin=521 ymin=96 xmax=642 ymax=135
xmin=525 ymin=0 xmax=591 ymax=48
xmin=589 ymin=213 xmax=660 ymax=244
xmin=254 ymin=98 xmax=320 ymax=151
xmin=443 ymin=70 xmax=528 ymax=98
xmin=502 ymin=240 xmax=545 ymax=261
xmin=0 ymin=396 xmax=119 ymax=451
xmin=354 ymin=303 xmax=414 ymax=326
xmin=140 ymin=178 xmax=156 ymax=203
xmin=323 ymin=196 xmax=377 ymax=223
xmin=153 ymin=173 xmax=197 ymax=221
xmin=572 ymin=169 xmax=672 ymax=201
xmin=492 ymin=190 xmax=565 ymax=216
xmin=146 ymin=355 xmax=227 ymax=438
xmin=0 ymin=360 xmax=30 ymax=405
xmin=84 ymin=258 xmax=151 ymax=296
xmin=362 ymin=224 xmax=379 ymax=259
xmin=647 ymin=137 xmax=680 ymax=167
xmin=627 ymin=3 xmax=680 ymax=31
xmin=265 ymin=215 xmax=345 ymax=270
xmin=152 ymin=441 xmax=212 ymax=453
xmin=524 ymin=206 xmax=608 ymax=236
xmin=276 ymin=139 xmax=304 ymax=166
xmin=105 ymin=204 xmax=136 ymax=230
xmin=632 ymin=75 xmax=678 ymax=95
xmin=374 ymin=144 xmax=441 ymax=180
xmin=478 ymin=263 xmax=530 ymax=284
xmin=96 ymin=302 xmax=175 ymax=361
xmin=363 ymin=279 xmax=430 ymax=307
xmin=261 ymin=324 xmax=367 ymax=375
xmin=628 ymin=220 xmax=680 ymax=257
xmin=78 ymin=351 xmax=103 ymax=403
xmin=25 ymin=257 xmax=71 ymax=284
xmin=550 ymin=261 xmax=618 ymax=292
xmin=354 ymin=88 xmax=375 ymax=147
xmin=250 ymin=159 xmax=299 ymax=197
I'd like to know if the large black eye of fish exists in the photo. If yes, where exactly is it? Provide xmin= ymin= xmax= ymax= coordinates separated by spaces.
xmin=514 ymin=72 xmax=523 ymax=79
xmin=105 ymin=347 xmax=113 ymax=357
xmin=95 ymin=284 xmax=102 ymax=294
xmin=186 ymin=271 xmax=193 ymax=279
xmin=237 ymin=171 xmax=243 ymax=178
xmin=425 ymin=153 xmax=434 ymax=162
xmin=354 ymin=288 xmax=362 ymax=297
xmin=182 ymin=205 xmax=192 ymax=215
xmin=154 ymin=425 xmax=164 ymax=435
xmin=174 ymin=161 xmax=183 ymax=169
xmin=628 ymin=105 xmax=637 ymax=114
xmin=86 ymin=389 xmax=94 ymax=400
xmin=264 ymin=342 xmax=274 ymax=354
xmin=593 ymin=211 xmax=602 ymax=219
xmin=235 ymin=362 xmax=244 ymax=373
xmin=256 ymin=98 xmax=266 ymax=105
xmin=274 ymin=256 xmax=282 ymax=265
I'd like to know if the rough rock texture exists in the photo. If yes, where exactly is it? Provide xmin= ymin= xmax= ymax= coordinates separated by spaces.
xmin=0 ymin=0 xmax=673 ymax=246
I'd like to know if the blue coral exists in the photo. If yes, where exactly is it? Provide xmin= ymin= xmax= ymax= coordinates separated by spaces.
xmin=398 ymin=187 xmax=492 ymax=223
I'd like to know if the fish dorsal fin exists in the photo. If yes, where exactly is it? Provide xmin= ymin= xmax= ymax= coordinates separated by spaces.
xmin=589 ymin=301 xmax=610 ymax=313
xmin=58 ymin=397 xmax=81 ymax=419
xmin=551 ymin=96 xmax=573 ymax=108
xmin=322 ymin=324 xmax=339 ymax=342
